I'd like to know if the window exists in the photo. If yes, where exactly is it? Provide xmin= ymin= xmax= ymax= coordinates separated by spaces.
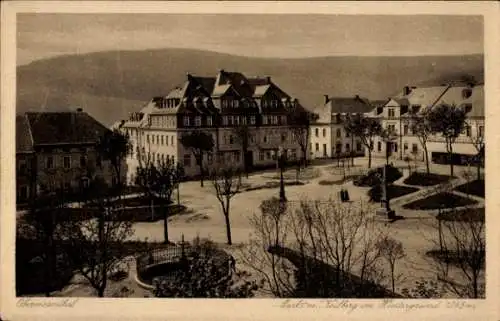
xmin=346 ymin=131 xmax=350 ymax=138
xmin=259 ymin=150 xmax=265 ymax=161
xmin=323 ymin=128 xmax=326 ymax=137
xmin=291 ymin=149 xmax=297 ymax=159
xmin=404 ymin=143 xmax=408 ymax=150
xmin=234 ymin=151 xmax=241 ymax=163
xmin=161 ymin=136 xmax=164 ymax=145
xmin=315 ymin=128 xmax=319 ymax=137
xmin=315 ymin=143 xmax=319 ymax=151
xmin=207 ymin=116 xmax=213 ymax=126
xmin=266 ymin=151 xmax=271 ymax=160
xmin=207 ymin=153 xmax=213 ymax=165
xmin=412 ymin=144 xmax=418 ymax=153
xmin=171 ymin=136 xmax=174 ymax=146
xmin=195 ymin=116 xmax=202 ymax=127
xmin=64 ymin=181 xmax=71 ymax=191
xmin=229 ymin=135 xmax=234 ymax=144
xmin=183 ymin=154 xmax=191 ymax=167
xmin=146 ymin=134 xmax=150 ymax=143
xmin=377 ymin=142 xmax=382 ymax=152
xmin=262 ymin=116 xmax=268 ymax=125
xmin=222 ymin=116 xmax=228 ymax=126
xmin=63 ymin=156 xmax=71 ymax=169
xmin=356 ymin=142 xmax=362 ymax=152
xmin=228 ymin=116 xmax=234 ymax=126
xmin=80 ymin=155 xmax=87 ymax=167
xmin=281 ymin=133 xmax=286 ymax=143
xmin=394 ymin=143 xmax=398 ymax=152
xmin=336 ymin=129 xmax=342 ymax=138
xmin=346 ymin=143 xmax=350 ymax=151
xmin=96 ymin=156 xmax=102 ymax=167
xmin=263 ymin=136 xmax=267 ymax=143
xmin=19 ymin=160 xmax=27 ymax=175
xmin=403 ymin=125 xmax=409 ymax=135
xmin=479 ymin=125 xmax=484 ymax=137
xmin=82 ymin=178 xmax=90 ymax=189
xmin=323 ymin=144 xmax=327 ymax=156
xmin=183 ymin=116 xmax=190 ymax=126
xmin=234 ymin=100 xmax=239 ymax=108
xmin=336 ymin=144 xmax=342 ymax=154
xmin=272 ymin=116 xmax=278 ymax=125
xmin=387 ymin=124 xmax=396 ymax=133
xmin=242 ymin=117 xmax=247 ymax=125
xmin=388 ymin=109 xmax=395 ymax=118
xmin=250 ymin=116 xmax=256 ymax=125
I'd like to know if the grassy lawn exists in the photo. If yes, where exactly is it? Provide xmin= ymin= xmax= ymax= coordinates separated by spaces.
xmin=403 ymin=172 xmax=454 ymax=187
xmin=368 ymin=184 xmax=419 ymax=202
xmin=353 ymin=165 xmax=403 ymax=187
xmin=455 ymin=179 xmax=485 ymax=198
xmin=402 ymin=192 xmax=478 ymax=210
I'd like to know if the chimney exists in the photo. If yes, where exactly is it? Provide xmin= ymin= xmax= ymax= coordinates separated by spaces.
xmin=266 ymin=76 xmax=271 ymax=84
xmin=355 ymin=94 xmax=360 ymax=100
xmin=219 ymin=69 xmax=225 ymax=74
xmin=403 ymin=86 xmax=411 ymax=96
xmin=324 ymin=95 xmax=329 ymax=104
xmin=76 ymin=107 xmax=83 ymax=112
xmin=186 ymin=72 xmax=192 ymax=80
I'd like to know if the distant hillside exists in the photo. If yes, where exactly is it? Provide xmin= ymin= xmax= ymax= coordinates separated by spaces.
xmin=17 ymin=48 xmax=484 ymax=126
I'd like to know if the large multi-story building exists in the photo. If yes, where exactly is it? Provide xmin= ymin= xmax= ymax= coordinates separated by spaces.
xmin=369 ymin=83 xmax=484 ymax=165
xmin=310 ymin=95 xmax=374 ymax=159
xmin=15 ymin=110 xmax=121 ymax=204
xmin=120 ymin=70 xmax=306 ymax=181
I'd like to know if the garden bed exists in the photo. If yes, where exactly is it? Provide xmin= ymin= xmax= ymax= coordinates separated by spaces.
xmin=244 ymin=181 xmax=305 ymax=192
xmin=455 ymin=179 xmax=485 ymax=198
xmin=368 ymin=184 xmax=419 ymax=202
xmin=402 ymin=192 xmax=478 ymax=210
xmin=403 ymin=172 xmax=453 ymax=187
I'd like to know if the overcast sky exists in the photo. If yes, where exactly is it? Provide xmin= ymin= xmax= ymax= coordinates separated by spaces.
xmin=17 ymin=14 xmax=483 ymax=65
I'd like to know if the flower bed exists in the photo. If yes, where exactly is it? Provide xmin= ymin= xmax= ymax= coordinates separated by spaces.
xmin=403 ymin=172 xmax=453 ymax=187
xmin=402 ymin=192 xmax=478 ymax=210
xmin=368 ymin=184 xmax=419 ymax=202
xmin=455 ymin=179 xmax=485 ymax=198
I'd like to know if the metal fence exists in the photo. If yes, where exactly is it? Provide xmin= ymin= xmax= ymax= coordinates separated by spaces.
xmin=136 ymin=244 xmax=233 ymax=287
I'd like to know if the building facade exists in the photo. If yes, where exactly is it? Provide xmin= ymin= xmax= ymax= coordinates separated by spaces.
xmin=15 ymin=110 xmax=121 ymax=204
xmin=120 ymin=70 xmax=306 ymax=181
xmin=310 ymin=95 xmax=373 ymax=159
xmin=369 ymin=84 xmax=484 ymax=165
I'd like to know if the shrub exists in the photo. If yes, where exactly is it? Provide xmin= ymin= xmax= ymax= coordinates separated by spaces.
xmin=401 ymin=280 xmax=445 ymax=298
xmin=403 ymin=172 xmax=453 ymax=187
xmin=368 ymin=184 xmax=419 ymax=202
xmin=353 ymin=165 xmax=402 ymax=187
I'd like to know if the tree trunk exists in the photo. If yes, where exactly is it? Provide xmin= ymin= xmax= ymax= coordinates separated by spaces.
xmin=97 ymin=287 xmax=105 ymax=298
xmin=448 ymin=142 xmax=454 ymax=177
xmin=177 ymin=185 xmax=180 ymax=206
xmin=199 ymin=165 xmax=204 ymax=187
xmin=163 ymin=205 xmax=169 ymax=243
xmin=476 ymin=162 xmax=481 ymax=181
xmin=424 ymin=146 xmax=430 ymax=174
xmin=224 ymin=210 xmax=232 ymax=245
xmin=368 ymin=149 xmax=372 ymax=169
xmin=391 ymin=266 xmax=395 ymax=293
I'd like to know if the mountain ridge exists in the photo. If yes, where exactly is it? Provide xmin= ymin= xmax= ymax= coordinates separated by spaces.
xmin=17 ymin=48 xmax=484 ymax=126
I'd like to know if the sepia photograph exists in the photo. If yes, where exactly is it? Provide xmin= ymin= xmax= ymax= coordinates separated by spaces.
xmin=1 ymin=1 xmax=499 ymax=321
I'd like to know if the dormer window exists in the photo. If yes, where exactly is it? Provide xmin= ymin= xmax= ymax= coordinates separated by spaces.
xmin=183 ymin=116 xmax=190 ymax=126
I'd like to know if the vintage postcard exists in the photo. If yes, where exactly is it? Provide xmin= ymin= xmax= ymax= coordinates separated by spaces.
xmin=1 ymin=1 xmax=499 ymax=321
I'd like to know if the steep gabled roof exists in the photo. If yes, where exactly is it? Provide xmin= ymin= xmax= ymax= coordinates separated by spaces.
xmin=464 ymin=85 xmax=484 ymax=118
xmin=397 ymin=85 xmax=449 ymax=109
xmin=25 ymin=111 xmax=110 ymax=146
xmin=327 ymin=96 xmax=373 ymax=114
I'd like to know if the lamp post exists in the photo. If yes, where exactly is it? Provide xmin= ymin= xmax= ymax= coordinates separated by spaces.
xmin=278 ymin=147 xmax=287 ymax=203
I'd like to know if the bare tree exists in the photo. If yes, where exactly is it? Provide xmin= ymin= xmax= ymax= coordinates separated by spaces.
xmin=180 ymin=130 xmax=215 ymax=187
xmin=433 ymin=207 xmax=485 ymax=298
xmin=343 ymin=115 xmax=382 ymax=169
xmin=211 ymin=167 xmax=242 ymax=245
xmin=232 ymin=125 xmax=253 ymax=178
xmin=62 ymin=178 xmax=133 ymax=297
xmin=468 ymin=122 xmax=485 ymax=181
xmin=408 ymin=110 xmax=433 ymax=174
xmin=376 ymin=236 xmax=406 ymax=293
xmin=96 ymin=129 xmax=132 ymax=191
xmin=288 ymin=110 xmax=318 ymax=168
xmin=427 ymin=104 xmax=467 ymax=177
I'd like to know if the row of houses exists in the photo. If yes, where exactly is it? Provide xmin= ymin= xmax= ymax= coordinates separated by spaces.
xmin=16 ymin=70 xmax=485 ymax=203
xmin=310 ymin=83 xmax=484 ymax=166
